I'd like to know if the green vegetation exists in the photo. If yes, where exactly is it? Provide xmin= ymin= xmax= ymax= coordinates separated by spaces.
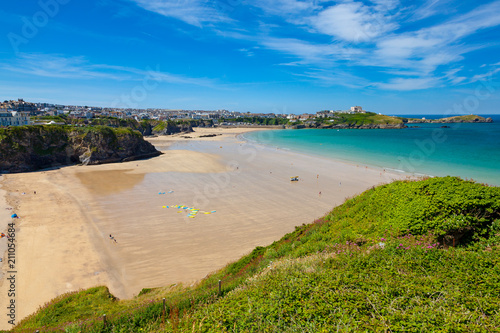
xmin=7 ymin=177 xmax=500 ymax=332
xmin=439 ymin=115 xmax=488 ymax=122
xmin=402 ymin=114 xmax=490 ymax=123
xmin=30 ymin=114 xmax=68 ymax=123
xmin=27 ymin=115 xmax=214 ymax=135
xmin=323 ymin=112 xmax=404 ymax=126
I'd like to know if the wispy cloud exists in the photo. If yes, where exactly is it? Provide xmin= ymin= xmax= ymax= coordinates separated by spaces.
xmin=3 ymin=54 xmax=127 ymax=80
xmin=408 ymin=0 xmax=453 ymax=21
xmin=127 ymin=0 xmax=500 ymax=91
xmin=470 ymin=62 xmax=500 ymax=82
xmin=2 ymin=53 xmax=218 ymax=87
xmin=130 ymin=0 xmax=230 ymax=27
xmin=295 ymin=68 xmax=372 ymax=89
xmin=251 ymin=0 xmax=317 ymax=16
xmin=310 ymin=2 xmax=398 ymax=42
xmin=369 ymin=1 xmax=500 ymax=76
xmin=376 ymin=77 xmax=440 ymax=90
xmin=238 ymin=48 xmax=257 ymax=57
xmin=259 ymin=37 xmax=358 ymax=64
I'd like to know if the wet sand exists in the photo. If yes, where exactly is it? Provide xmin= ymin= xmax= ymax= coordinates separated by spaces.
xmin=0 ymin=127 xmax=409 ymax=329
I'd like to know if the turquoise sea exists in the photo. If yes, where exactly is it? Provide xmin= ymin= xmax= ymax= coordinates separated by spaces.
xmin=243 ymin=115 xmax=500 ymax=186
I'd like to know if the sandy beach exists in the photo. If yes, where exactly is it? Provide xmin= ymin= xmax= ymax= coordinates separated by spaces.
xmin=0 ymin=127 xmax=409 ymax=330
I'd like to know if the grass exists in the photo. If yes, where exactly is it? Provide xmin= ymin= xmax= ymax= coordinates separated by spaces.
xmin=402 ymin=114 xmax=489 ymax=123
xmin=324 ymin=112 xmax=404 ymax=126
xmin=6 ymin=177 xmax=500 ymax=332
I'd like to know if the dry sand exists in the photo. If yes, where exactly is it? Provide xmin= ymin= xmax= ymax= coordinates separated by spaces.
xmin=0 ymin=127 xmax=409 ymax=329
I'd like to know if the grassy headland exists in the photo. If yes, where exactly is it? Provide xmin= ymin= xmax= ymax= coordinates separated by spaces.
xmin=7 ymin=176 xmax=500 ymax=332
xmin=404 ymin=114 xmax=493 ymax=124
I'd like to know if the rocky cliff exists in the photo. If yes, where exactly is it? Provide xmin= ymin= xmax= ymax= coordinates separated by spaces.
xmin=0 ymin=125 xmax=160 ymax=173
xmin=405 ymin=115 xmax=493 ymax=124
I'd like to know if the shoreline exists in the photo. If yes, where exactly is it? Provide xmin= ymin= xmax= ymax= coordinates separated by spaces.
xmin=240 ymin=126 xmax=500 ymax=187
xmin=0 ymin=127 xmax=410 ymax=330
xmin=238 ymin=130 xmax=423 ymax=180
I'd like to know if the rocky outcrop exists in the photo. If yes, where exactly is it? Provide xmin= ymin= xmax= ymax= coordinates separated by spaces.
xmin=65 ymin=118 xmax=215 ymax=136
xmin=287 ymin=123 xmax=407 ymax=129
xmin=152 ymin=122 xmax=194 ymax=135
xmin=405 ymin=115 xmax=493 ymax=124
xmin=0 ymin=125 xmax=160 ymax=173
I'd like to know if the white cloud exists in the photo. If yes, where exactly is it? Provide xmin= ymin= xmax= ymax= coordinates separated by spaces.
xmin=470 ymin=64 xmax=500 ymax=83
xmin=310 ymin=2 xmax=398 ymax=42
xmin=2 ymin=54 xmax=126 ymax=80
xmin=238 ymin=48 xmax=255 ymax=57
xmin=252 ymin=0 xmax=316 ymax=16
xmin=375 ymin=36 xmax=440 ymax=59
xmin=408 ymin=0 xmax=452 ymax=21
xmin=296 ymin=68 xmax=371 ymax=89
xmin=130 ymin=0 xmax=229 ymax=27
xmin=369 ymin=1 xmax=500 ymax=77
xmin=450 ymin=76 xmax=466 ymax=84
xmin=376 ymin=77 xmax=439 ymax=90
xmin=127 ymin=0 xmax=500 ymax=92
xmin=2 ymin=54 xmax=218 ymax=87
xmin=259 ymin=37 xmax=361 ymax=65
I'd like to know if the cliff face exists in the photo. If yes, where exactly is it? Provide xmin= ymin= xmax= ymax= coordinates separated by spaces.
xmin=152 ymin=122 xmax=193 ymax=135
xmin=0 ymin=125 xmax=160 ymax=173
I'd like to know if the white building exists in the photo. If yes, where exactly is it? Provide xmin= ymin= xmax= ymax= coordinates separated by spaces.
xmin=350 ymin=106 xmax=365 ymax=113
xmin=0 ymin=110 xmax=31 ymax=127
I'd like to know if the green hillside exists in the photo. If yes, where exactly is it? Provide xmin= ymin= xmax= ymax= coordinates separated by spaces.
xmin=7 ymin=177 xmax=500 ymax=332
xmin=330 ymin=112 xmax=403 ymax=125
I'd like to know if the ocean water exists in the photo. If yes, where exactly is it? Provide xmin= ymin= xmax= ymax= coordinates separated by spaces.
xmin=243 ymin=115 xmax=500 ymax=186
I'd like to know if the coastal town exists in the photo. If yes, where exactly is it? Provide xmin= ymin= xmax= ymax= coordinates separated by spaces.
xmin=0 ymin=98 xmax=368 ymax=127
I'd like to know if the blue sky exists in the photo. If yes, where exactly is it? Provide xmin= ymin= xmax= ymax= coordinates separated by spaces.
xmin=1 ymin=0 xmax=500 ymax=114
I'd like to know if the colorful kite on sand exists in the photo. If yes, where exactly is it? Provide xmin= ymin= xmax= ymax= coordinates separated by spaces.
xmin=162 ymin=204 xmax=216 ymax=219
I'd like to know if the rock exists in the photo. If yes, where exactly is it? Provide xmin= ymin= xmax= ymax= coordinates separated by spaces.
xmin=0 ymin=125 xmax=160 ymax=173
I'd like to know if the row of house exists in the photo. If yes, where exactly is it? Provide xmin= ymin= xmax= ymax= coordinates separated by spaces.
xmin=285 ymin=106 xmax=366 ymax=122
xmin=1 ymin=98 xmax=368 ymax=126
xmin=0 ymin=110 xmax=31 ymax=126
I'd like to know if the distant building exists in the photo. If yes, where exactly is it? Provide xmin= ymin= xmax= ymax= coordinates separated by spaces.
xmin=298 ymin=114 xmax=314 ymax=121
xmin=0 ymin=111 xmax=31 ymax=126
xmin=350 ymin=106 xmax=365 ymax=113
xmin=316 ymin=110 xmax=333 ymax=118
